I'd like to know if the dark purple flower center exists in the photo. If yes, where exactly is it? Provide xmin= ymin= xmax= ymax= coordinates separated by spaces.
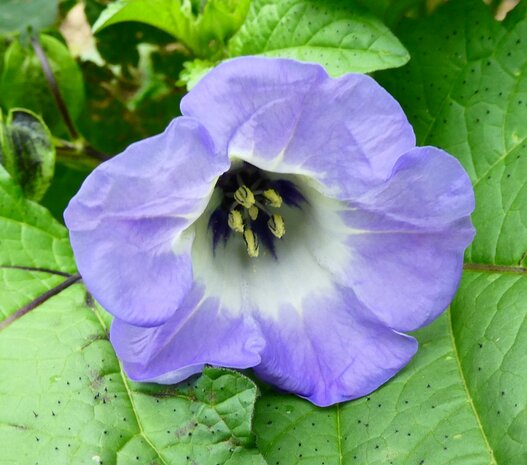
xmin=208 ymin=162 xmax=305 ymax=257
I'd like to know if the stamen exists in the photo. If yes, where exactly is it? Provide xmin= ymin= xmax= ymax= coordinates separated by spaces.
xmin=248 ymin=205 xmax=259 ymax=221
xmin=212 ymin=164 xmax=305 ymax=256
xmin=268 ymin=214 xmax=285 ymax=238
xmin=228 ymin=210 xmax=244 ymax=233
xmin=243 ymin=229 xmax=259 ymax=257
xmin=234 ymin=185 xmax=255 ymax=208
xmin=263 ymin=189 xmax=283 ymax=208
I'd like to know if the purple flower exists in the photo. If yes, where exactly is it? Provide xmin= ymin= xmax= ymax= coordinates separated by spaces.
xmin=64 ymin=57 xmax=475 ymax=407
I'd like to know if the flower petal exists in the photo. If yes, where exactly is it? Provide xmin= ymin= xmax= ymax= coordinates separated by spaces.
xmin=253 ymin=286 xmax=417 ymax=407
xmin=110 ymin=284 xmax=265 ymax=382
xmin=181 ymin=57 xmax=326 ymax=153
xmin=64 ymin=117 xmax=229 ymax=327
xmin=344 ymin=147 xmax=475 ymax=332
xmin=182 ymin=57 xmax=415 ymax=198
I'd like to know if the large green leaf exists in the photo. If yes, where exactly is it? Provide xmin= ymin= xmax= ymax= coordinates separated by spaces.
xmin=0 ymin=167 xmax=266 ymax=465
xmin=0 ymin=0 xmax=58 ymax=34
xmin=253 ymin=2 xmax=527 ymax=464
xmin=227 ymin=0 xmax=410 ymax=75
xmin=380 ymin=1 xmax=527 ymax=268
xmin=92 ymin=0 xmax=250 ymax=58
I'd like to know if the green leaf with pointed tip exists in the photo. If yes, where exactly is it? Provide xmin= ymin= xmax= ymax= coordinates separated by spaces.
xmin=93 ymin=0 xmax=250 ymax=58
xmin=0 ymin=108 xmax=55 ymax=202
xmin=0 ymin=168 xmax=266 ymax=465
xmin=0 ymin=0 xmax=58 ymax=35
xmin=227 ymin=0 xmax=410 ymax=75
xmin=0 ymin=34 xmax=85 ymax=138
xmin=253 ymin=2 xmax=527 ymax=464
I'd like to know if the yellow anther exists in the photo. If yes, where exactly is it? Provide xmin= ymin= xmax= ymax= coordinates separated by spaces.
xmin=268 ymin=214 xmax=285 ymax=238
xmin=243 ymin=229 xmax=259 ymax=258
xmin=234 ymin=185 xmax=255 ymax=209
xmin=228 ymin=210 xmax=244 ymax=233
xmin=263 ymin=189 xmax=282 ymax=208
xmin=248 ymin=205 xmax=259 ymax=221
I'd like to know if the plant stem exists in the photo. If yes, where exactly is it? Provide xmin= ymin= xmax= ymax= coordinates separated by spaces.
xmin=31 ymin=33 xmax=110 ymax=164
xmin=30 ymin=34 xmax=79 ymax=140
xmin=0 ymin=274 xmax=82 ymax=331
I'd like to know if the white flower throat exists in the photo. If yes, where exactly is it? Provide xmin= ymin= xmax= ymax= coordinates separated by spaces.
xmin=189 ymin=163 xmax=353 ymax=319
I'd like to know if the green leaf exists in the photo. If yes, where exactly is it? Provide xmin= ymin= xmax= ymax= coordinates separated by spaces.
xmin=0 ymin=166 xmax=74 ymax=282
xmin=0 ymin=168 xmax=267 ymax=464
xmin=227 ymin=0 xmax=410 ymax=75
xmin=378 ymin=0 xmax=527 ymax=267
xmin=0 ymin=34 xmax=85 ymax=137
xmin=0 ymin=0 xmax=58 ymax=35
xmin=254 ymin=1 xmax=527 ymax=463
xmin=93 ymin=0 xmax=250 ymax=58
xmin=85 ymin=0 xmax=180 ymax=68
xmin=0 ymin=108 xmax=55 ymax=201
xmin=0 ymin=36 xmax=8 ymax=77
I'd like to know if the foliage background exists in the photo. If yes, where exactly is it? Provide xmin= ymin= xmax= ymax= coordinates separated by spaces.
xmin=0 ymin=0 xmax=525 ymax=464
